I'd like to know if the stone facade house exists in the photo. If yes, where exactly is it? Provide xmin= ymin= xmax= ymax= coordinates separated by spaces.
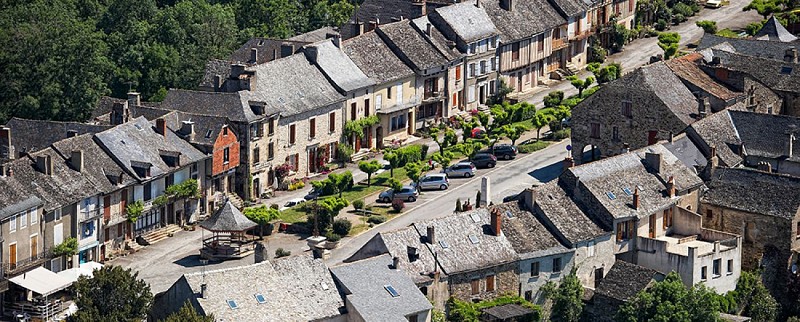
xmin=548 ymin=0 xmax=592 ymax=71
xmin=570 ymin=62 xmax=702 ymax=163
xmin=0 ymin=119 xmax=110 ymax=163
xmin=586 ymin=260 xmax=664 ymax=322
xmin=755 ymin=16 xmax=798 ymax=42
xmin=664 ymin=53 xmax=745 ymax=112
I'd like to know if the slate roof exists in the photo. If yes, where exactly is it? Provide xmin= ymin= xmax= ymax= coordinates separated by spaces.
xmin=377 ymin=20 xmax=451 ymax=72
xmin=199 ymin=59 xmax=232 ymax=89
xmin=244 ymin=54 xmax=346 ymax=116
xmin=288 ymin=26 xmax=340 ymax=43
xmin=755 ymin=16 xmax=798 ymax=42
xmin=181 ymin=255 xmax=345 ymax=322
xmin=532 ymin=182 xmax=608 ymax=245
xmin=0 ymin=196 xmax=42 ymax=221
xmin=702 ymin=167 xmax=800 ymax=219
xmin=350 ymin=0 xmax=442 ymax=27
xmin=698 ymin=33 xmax=800 ymax=62
xmin=92 ymin=96 xmax=126 ymax=119
xmin=548 ymin=0 xmax=589 ymax=17
xmin=491 ymin=202 xmax=568 ymax=256
xmin=304 ymin=39 xmax=375 ymax=93
xmin=685 ymin=110 xmax=742 ymax=167
xmin=411 ymin=16 xmax=464 ymax=61
xmin=94 ymin=116 xmax=207 ymax=181
xmin=665 ymin=53 xmax=741 ymax=102
xmin=201 ymin=201 xmax=257 ymax=232
xmin=330 ymin=254 xmax=432 ymax=321
xmin=373 ymin=226 xmax=439 ymax=284
xmin=51 ymin=134 xmax=135 ymax=194
xmin=412 ymin=208 xmax=518 ymax=274
xmin=609 ymin=62 xmax=699 ymax=125
xmin=229 ymin=38 xmax=308 ymax=65
xmin=161 ymin=89 xmax=254 ymax=123
xmin=595 ymin=260 xmax=662 ymax=302
xmin=3 ymin=118 xmax=111 ymax=155
xmin=661 ymin=133 xmax=708 ymax=172
xmin=159 ymin=111 xmax=235 ymax=150
xmin=481 ymin=0 xmax=566 ymax=42
xmin=482 ymin=304 xmax=537 ymax=320
xmin=342 ymin=32 xmax=415 ymax=84
xmin=568 ymin=144 xmax=705 ymax=220
xmin=706 ymin=48 xmax=800 ymax=93
xmin=430 ymin=2 xmax=500 ymax=43
xmin=728 ymin=110 xmax=800 ymax=162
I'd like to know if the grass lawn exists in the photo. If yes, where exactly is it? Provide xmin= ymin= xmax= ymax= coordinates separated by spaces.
xmin=277 ymin=207 xmax=307 ymax=223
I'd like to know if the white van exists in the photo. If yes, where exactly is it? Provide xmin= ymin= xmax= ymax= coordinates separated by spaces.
xmin=705 ymin=0 xmax=722 ymax=8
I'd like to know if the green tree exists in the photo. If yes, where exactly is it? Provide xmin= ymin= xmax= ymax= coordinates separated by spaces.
xmin=566 ymin=75 xmax=595 ymax=97
xmin=616 ymin=272 xmax=721 ymax=322
xmin=53 ymin=237 xmax=79 ymax=257
xmin=731 ymin=271 xmax=778 ymax=321
xmin=161 ymin=301 xmax=214 ymax=322
xmin=743 ymin=0 xmax=786 ymax=19
xmin=384 ymin=151 xmax=400 ymax=177
xmin=243 ymin=205 xmax=280 ymax=239
xmin=460 ymin=141 xmax=484 ymax=160
xmin=430 ymin=126 xmax=457 ymax=156
xmin=326 ymin=171 xmax=353 ymax=198
xmin=531 ymin=110 xmax=554 ymax=140
xmin=358 ymin=160 xmax=382 ymax=187
xmin=388 ymin=178 xmax=403 ymax=199
xmin=307 ymin=196 xmax=348 ymax=233
xmin=696 ymin=20 xmax=718 ymax=34
xmin=551 ymin=268 xmax=584 ymax=322
xmin=658 ymin=32 xmax=681 ymax=60
xmin=745 ymin=21 xmax=764 ymax=35
xmin=544 ymin=91 xmax=565 ymax=108
xmin=69 ymin=266 xmax=153 ymax=322
xmin=431 ymin=151 xmax=454 ymax=169
xmin=404 ymin=162 xmax=422 ymax=188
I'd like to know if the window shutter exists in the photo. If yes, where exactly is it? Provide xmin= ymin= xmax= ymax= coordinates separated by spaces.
xmin=309 ymin=118 xmax=316 ymax=138
xmin=290 ymin=124 xmax=296 ymax=144
xmin=329 ymin=113 xmax=335 ymax=132
xmin=468 ymin=86 xmax=476 ymax=102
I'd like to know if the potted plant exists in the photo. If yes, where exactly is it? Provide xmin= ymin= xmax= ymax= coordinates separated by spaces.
xmin=325 ymin=232 xmax=342 ymax=249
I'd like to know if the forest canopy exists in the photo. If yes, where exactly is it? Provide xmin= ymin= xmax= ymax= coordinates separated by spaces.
xmin=0 ymin=0 xmax=355 ymax=123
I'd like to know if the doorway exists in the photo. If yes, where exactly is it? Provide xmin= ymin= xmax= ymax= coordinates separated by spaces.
xmin=9 ymin=243 xmax=16 ymax=270
xmin=594 ymin=267 xmax=604 ymax=287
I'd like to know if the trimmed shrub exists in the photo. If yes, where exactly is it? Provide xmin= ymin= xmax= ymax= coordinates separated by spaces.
xmin=518 ymin=141 xmax=550 ymax=153
xmin=391 ymin=199 xmax=405 ymax=212
xmin=275 ymin=248 xmax=291 ymax=258
xmin=352 ymin=199 xmax=365 ymax=210
xmin=368 ymin=215 xmax=387 ymax=224
xmin=336 ymin=144 xmax=354 ymax=162
xmin=332 ymin=219 xmax=352 ymax=236
xmin=325 ymin=232 xmax=342 ymax=242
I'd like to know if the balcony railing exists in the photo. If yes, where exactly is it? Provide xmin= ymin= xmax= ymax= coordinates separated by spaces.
xmin=3 ymin=248 xmax=52 ymax=278
xmin=552 ymin=38 xmax=568 ymax=50
xmin=570 ymin=30 xmax=592 ymax=40
xmin=78 ymin=208 xmax=101 ymax=222
xmin=423 ymin=91 xmax=444 ymax=103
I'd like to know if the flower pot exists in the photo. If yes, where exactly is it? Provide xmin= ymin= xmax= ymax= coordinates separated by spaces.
xmin=325 ymin=241 xmax=340 ymax=249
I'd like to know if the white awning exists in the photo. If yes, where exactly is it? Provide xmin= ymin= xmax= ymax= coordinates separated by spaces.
xmin=10 ymin=267 xmax=73 ymax=296
xmin=57 ymin=261 xmax=104 ymax=283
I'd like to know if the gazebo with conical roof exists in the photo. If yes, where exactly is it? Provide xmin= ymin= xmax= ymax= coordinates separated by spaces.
xmin=200 ymin=201 xmax=258 ymax=260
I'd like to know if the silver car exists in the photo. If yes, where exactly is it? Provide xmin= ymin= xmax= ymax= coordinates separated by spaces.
xmin=418 ymin=173 xmax=449 ymax=191
xmin=445 ymin=162 xmax=477 ymax=178
xmin=379 ymin=186 xmax=419 ymax=202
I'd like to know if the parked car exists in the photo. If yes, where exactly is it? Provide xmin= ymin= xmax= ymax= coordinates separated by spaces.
xmin=445 ymin=162 xmax=477 ymax=178
xmin=281 ymin=198 xmax=306 ymax=210
xmin=492 ymin=144 xmax=518 ymax=160
xmin=705 ymin=0 xmax=721 ymax=8
xmin=303 ymin=189 xmax=321 ymax=200
xmin=470 ymin=153 xmax=497 ymax=168
xmin=418 ymin=173 xmax=450 ymax=190
xmin=379 ymin=186 xmax=419 ymax=202
xmin=561 ymin=117 xmax=571 ymax=128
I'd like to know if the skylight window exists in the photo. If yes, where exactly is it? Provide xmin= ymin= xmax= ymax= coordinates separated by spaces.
xmin=470 ymin=213 xmax=481 ymax=223
xmin=606 ymin=192 xmax=617 ymax=200
xmin=469 ymin=235 xmax=480 ymax=244
xmin=439 ymin=240 xmax=450 ymax=249
xmin=384 ymin=285 xmax=400 ymax=297
xmin=781 ymin=66 xmax=793 ymax=74
xmin=205 ymin=130 xmax=213 ymax=138
xmin=227 ymin=299 xmax=239 ymax=309
xmin=505 ymin=210 xmax=514 ymax=218
xmin=622 ymin=187 xmax=633 ymax=196
xmin=134 ymin=124 xmax=143 ymax=131
xmin=321 ymin=283 xmax=329 ymax=291
xmin=254 ymin=293 xmax=266 ymax=304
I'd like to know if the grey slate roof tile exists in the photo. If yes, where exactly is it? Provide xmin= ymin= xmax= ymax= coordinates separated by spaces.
xmin=685 ymin=110 xmax=743 ymax=167
xmin=304 ymin=39 xmax=375 ymax=93
xmin=200 ymin=201 xmax=257 ymax=232
xmin=3 ymin=118 xmax=111 ymax=155
xmin=548 ymin=0 xmax=588 ymax=18
xmin=481 ymin=0 xmax=566 ymax=41
xmin=728 ymin=110 xmax=800 ymax=162
xmin=492 ymin=202 xmax=568 ymax=256
xmin=708 ymin=48 xmax=800 ymax=93
xmin=532 ymin=182 xmax=607 ymax=245
xmin=703 ymin=167 xmax=800 ymax=219
xmin=755 ymin=16 xmax=798 ymax=42
xmin=161 ymin=89 xmax=255 ymax=123
xmin=698 ymin=33 xmax=800 ymax=61
xmin=661 ymin=133 xmax=708 ymax=171
xmin=595 ymin=260 xmax=662 ymax=301
xmin=411 ymin=16 xmax=464 ymax=61
xmin=288 ymin=26 xmax=340 ymax=43
xmin=430 ymin=2 xmax=500 ymax=43
xmin=376 ymin=226 xmax=440 ymax=284
xmin=377 ymin=20 xmax=451 ymax=72
xmin=199 ymin=59 xmax=233 ymax=89
xmin=608 ymin=62 xmax=699 ymax=125
xmin=342 ymin=32 xmax=415 ymax=84
xmin=51 ymin=133 xmax=135 ymax=194
xmin=229 ymin=38 xmax=308 ymax=65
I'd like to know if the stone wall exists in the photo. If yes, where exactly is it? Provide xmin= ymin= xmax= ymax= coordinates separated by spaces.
xmin=448 ymin=262 xmax=518 ymax=302
xmin=519 ymin=251 xmax=575 ymax=301
xmin=703 ymin=66 xmax=784 ymax=115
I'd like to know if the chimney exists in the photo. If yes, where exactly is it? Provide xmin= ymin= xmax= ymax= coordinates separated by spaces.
xmin=66 ymin=130 xmax=78 ymax=138
xmin=789 ymin=132 xmax=796 ymax=158
xmin=201 ymin=284 xmax=208 ymax=299
xmin=272 ymin=48 xmax=278 ymax=61
xmin=475 ymin=0 xmax=481 ymax=8
xmin=213 ymin=75 xmax=222 ymax=91
xmin=181 ymin=121 xmax=195 ymax=141
xmin=36 ymin=155 xmax=53 ymax=175
xmin=709 ymin=146 xmax=719 ymax=169
xmin=127 ymin=92 xmax=140 ymax=107
xmin=357 ymin=21 xmax=365 ymax=36
xmin=230 ymin=63 xmax=245 ymax=79
xmin=392 ymin=256 xmax=400 ymax=269
xmin=667 ymin=176 xmax=675 ymax=197
xmin=490 ymin=208 xmax=502 ymax=236
xmin=785 ymin=47 xmax=798 ymax=64
xmin=0 ymin=126 xmax=13 ymax=160
xmin=305 ymin=46 xmax=319 ymax=63
xmin=332 ymin=35 xmax=341 ymax=48
xmin=426 ymin=23 xmax=433 ymax=36
xmin=500 ymin=0 xmax=515 ymax=10
xmin=697 ymin=97 xmax=708 ymax=119
xmin=633 ymin=187 xmax=640 ymax=210
xmin=156 ymin=118 xmax=167 ymax=137
xmin=250 ymin=48 xmax=258 ymax=63
xmin=668 ymin=132 xmax=674 ymax=143
xmin=427 ymin=226 xmax=435 ymax=244
xmin=254 ymin=241 xmax=268 ymax=264
xmin=111 ymin=102 xmax=130 ymax=125
xmin=645 ymin=151 xmax=663 ymax=174
xmin=70 ymin=150 xmax=84 ymax=172
xmin=563 ymin=156 xmax=575 ymax=171
xmin=521 ymin=188 xmax=536 ymax=212
xmin=0 ymin=164 xmax=7 ymax=177
xmin=370 ymin=18 xmax=380 ymax=32
xmin=420 ymin=0 xmax=427 ymax=15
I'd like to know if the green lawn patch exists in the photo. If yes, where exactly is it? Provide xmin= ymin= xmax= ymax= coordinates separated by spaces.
xmin=518 ymin=141 xmax=551 ymax=153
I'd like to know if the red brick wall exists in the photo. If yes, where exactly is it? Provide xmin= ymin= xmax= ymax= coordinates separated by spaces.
xmin=212 ymin=126 xmax=240 ymax=176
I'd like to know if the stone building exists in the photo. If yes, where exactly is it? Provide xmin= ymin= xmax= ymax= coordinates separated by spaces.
xmin=587 ymin=260 xmax=664 ymax=322
xmin=664 ymin=53 xmax=745 ymax=112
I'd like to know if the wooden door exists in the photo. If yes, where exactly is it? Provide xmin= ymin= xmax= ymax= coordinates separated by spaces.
xmin=103 ymin=195 xmax=111 ymax=221
xmin=9 ymin=244 xmax=16 ymax=270
xmin=30 ymin=236 xmax=37 ymax=258
xmin=649 ymin=214 xmax=656 ymax=238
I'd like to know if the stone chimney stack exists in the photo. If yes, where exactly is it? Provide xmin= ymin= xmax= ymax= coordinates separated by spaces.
xmin=213 ymin=75 xmax=222 ymax=91
xmin=633 ymin=187 xmax=640 ymax=210
xmin=785 ymin=47 xmax=798 ymax=64
xmin=36 ymin=155 xmax=53 ymax=176
xmin=427 ymin=226 xmax=435 ymax=244
xmin=254 ymin=241 xmax=268 ymax=264
xmin=667 ymin=176 xmax=675 ymax=197
xmin=475 ymin=0 xmax=481 ymax=8
xmin=181 ymin=121 xmax=195 ymax=141
xmin=392 ymin=256 xmax=400 ymax=269
xmin=426 ymin=23 xmax=433 ymax=36
xmin=156 ymin=118 xmax=167 ymax=138
xmin=201 ymin=284 xmax=208 ymax=299
xmin=491 ymin=208 xmax=502 ymax=236
xmin=230 ymin=63 xmax=245 ymax=79
xmin=250 ymin=48 xmax=258 ymax=63
xmin=71 ymin=150 xmax=84 ymax=172
xmin=111 ymin=102 xmax=130 ymax=125
xmin=0 ymin=126 xmax=13 ymax=160
xmin=697 ymin=97 xmax=709 ymax=119
xmin=757 ymin=161 xmax=772 ymax=173
xmin=563 ymin=156 xmax=575 ymax=171
xmin=332 ymin=35 xmax=341 ymax=48
xmin=127 ymin=92 xmax=140 ymax=107
xmin=645 ymin=151 xmax=663 ymax=174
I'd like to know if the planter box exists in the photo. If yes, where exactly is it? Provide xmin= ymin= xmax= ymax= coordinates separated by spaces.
xmin=325 ymin=241 xmax=340 ymax=249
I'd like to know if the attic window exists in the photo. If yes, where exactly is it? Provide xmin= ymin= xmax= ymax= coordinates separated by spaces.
xmin=468 ymin=235 xmax=480 ymax=244
xmin=606 ymin=192 xmax=617 ymax=200
xmin=505 ymin=210 xmax=514 ymax=218
xmin=622 ymin=187 xmax=633 ymax=196
xmin=254 ymin=293 xmax=266 ymax=304
xmin=205 ymin=130 xmax=213 ymax=138
xmin=134 ymin=124 xmax=143 ymax=131
xmin=470 ymin=213 xmax=481 ymax=223
xmin=781 ymin=66 xmax=793 ymax=74
xmin=226 ymin=299 xmax=239 ymax=309
xmin=439 ymin=240 xmax=450 ymax=249
xmin=384 ymin=285 xmax=400 ymax=297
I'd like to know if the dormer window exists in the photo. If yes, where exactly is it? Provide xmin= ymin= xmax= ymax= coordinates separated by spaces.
xmin=131 ymin=161 xmax=152 ymax=178
xmin=250 ymin=104 xmax=265 ymax=115
xmin=159 ymin=149 xmax=181 ymax=167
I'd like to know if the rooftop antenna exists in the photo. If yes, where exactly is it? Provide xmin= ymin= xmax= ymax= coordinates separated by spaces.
xmin=124 ymin=81 xmax=136 ymax=93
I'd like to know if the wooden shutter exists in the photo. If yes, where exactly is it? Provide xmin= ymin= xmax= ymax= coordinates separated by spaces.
xmin=290 ymin=124 xmax=296 ymax=144
xmin=103 ymin=195 xmax=111 ymax=221
xmin=329 ymin=113 xmax=335 ymax=132
xmin=310 ymin=118 xmax=316 ymax=138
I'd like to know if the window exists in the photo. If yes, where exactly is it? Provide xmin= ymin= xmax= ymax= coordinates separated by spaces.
xmin=470 ymin=43 xmax=476 ymax=54
xmin=486 ymin=275 xmax=495 ymax=292
xmin=491 ymin=57 xmax=497 ymax=71
xmin=455 ymin=66 xmax=461 ymax=80
xmin=616 ymin=221 xmax=635 ymax=241
xmin=408 ymin=314 xmax=419 ymax=322
xmin=255 ymin=293 xmax=266 ymax=304
xmin=471 ymin=279 xmax=480 ymax=295
xmin=612 ymin=126 xmax=619 ymax=141
xmin=268 ymin=118 xmax=275 ymax=136
xmin=590 ymin=122 xmax=600 ymax=138
xmin=629 ymin=0 xmax=634 ymax=13
xmin=20 ymin=211 xmax=27 ymax=229
xmin=480 ymin=60 xmax=487 ymax=74
xmin=531 ymin=262 xmax=540 ymax=277
xmin=9 ymin=214 xmax=16 ymax=232
xmin=223 ymin=147 xmax=230 ymax=164
xmin=797 ymin=222 xmax=800 ymax=238
xmin=329 ymin=113 xmax=336 ymax=132
xmin=622 ymin=101 xmax=632 ymax=118
xmin=54 ymin=208 xmax=61 ymax=221
xmin=511 ymin=42 xmax=520 ymax=61
xmin=469 ymin=63 xmax=476 ymax=77
xmin=252 ymin=147 xmax=260 ymax=165
xmin=396 ymin=84 xmax=403 ymax=104
xmin=351 ymin=103 xmax=357 ymax=121
xmin=701 ymin=266 xmax=707 ymax=280
xmin=268 ymin=142 xmax=274 ymax=160
xmin=468 ymin=85 xmax=476 ymax=102
xmin=227 ymin=299 xmax=238 ymax=309
xmin=553 ymin=257 xmax=562 ymax=273
xmin=365 ymin=99 xmax=370 ymax=116
xmin=452 ymin=93 xmax=458 ymax=108
xmin=706 ymin=209 xmax=713 ymax=219
xmin=375 ymin=94 xmax=382 ymax=110
xmin=385 ymin=285 xmax=400 ymax=297
xmin=223 ymin=126 xmax=229 ymax=136
xmin=289 ymin=124 xmax=296 ymax=144
xmin=489 ymin=80 xmax=496 ymax=95
xmin=663 ymin=208 xmax=673 ymax=229
xmin=29 ymin=207 xmax=36 ymax=224
xmin=727 ymin=259 xmax=734 ymax=274
xmin=387 ymin=86 xmax=392 ymax=99
xmin=713 ymin=259 xmax=721 ymax=277
xmin=538 ymin=34 xmax=545 ymax=51
xmin=309 ymin=118 xmax=316 ymax=138
xmin=588 ymin=241 xmax=595 ymax=257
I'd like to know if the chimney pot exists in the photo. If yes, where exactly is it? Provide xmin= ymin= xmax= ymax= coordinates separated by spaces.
xmin=427 ymin=226 xmax=435 ymax=244
xmin=201 ymin=284 xmax=208 ymax=299
xmin=490 ymin=208 xmax=502 ymax=236
xmin=392 ymin=256 xmax=400 ymax=269
xmin=633 ymin=187 xmax=640 ymax=210
xmin=475 ymin=0 xmax=481 ymax=7
xmin=71 ymin=150 xmax=84 ymax=172
xmin=213 ymin=74 xmax=222 ymax=91
xmin=0 ymin=126 xmax=13 ymax=160
xmin=667 ymin=176 xmax=675 ymax=197
xmin=785 ymin=47 xmax=798 ymax=64
xmin=668 ymin=132 xmax=674 ymax=143
xmin=563 ymin=156 xmax=575 ymax=171
xmin=250 ymin=48 xmax=258 ymax=63
xmin=426 ymin=23 xmax=432 ymax=36
xmin=697 ymin=97 xmax=709 ymax=119
xmin=127 ymin=92 xmax=140 ymax=107
xmin=757 ymin=161 xmax=772 ymax=173
xmin=156 ymin=118 xmax=167 ymax=138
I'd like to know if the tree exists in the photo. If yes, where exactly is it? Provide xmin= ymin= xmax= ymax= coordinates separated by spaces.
xmin=388 ymin=178 xmax=403 ymax=199
xmin=384 ymin=151 xmax=400 ymax=177
xmin=488 ymin=79 xmax=514 ymax=105
xmin=161 ymin=301 xmax=214 ymax=322
xmin=404 ymin=162 xmax=422 ymax=188
xmin=531 ymin=110 xmax=554 ymax=140
xmin=243 ymin=205 xmax=279 ymax=239
xmin=696 ymin=20 xmax=718 ymax=34
xmin=743 ymin=0 xmax=786 ymax=19
xmin=328 ymin=171 xmax=353 ymax=198
xmin=358 ymin=160 xmax=382 ymax=187
xmin=616 ymin=272 xmax=721 ymax=322
xmin=730 ymin=271 xmax=778 ymax=321
xmin=307 ymin=196 xmax=348 ymax=233
xmin=657 ymin=32 xmax=681 ymax=60
xmin=551 ymin=268 xmax=584 ymax=322
xmin=460 ymin=141 xmax=483 ymax=160
xmin=431 ymin=151 xmax=454 ymax=169
xmin=429 ymin=126 xmax=455 ymax=156
xmin=70 ymin=266 xmax=153 ymax=322
xmin=544 ymin=91 xmax=565 ymax=108
xmin=566 ymin=75 xmax=595 ymax=97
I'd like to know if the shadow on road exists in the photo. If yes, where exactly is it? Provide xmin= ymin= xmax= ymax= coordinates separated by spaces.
xmin=528 ymin=161 xmax=563 ymax=182
xmin=173 ymin=254 xmax=208 ymax=268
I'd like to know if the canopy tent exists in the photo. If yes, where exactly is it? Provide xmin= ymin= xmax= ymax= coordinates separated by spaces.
xmin=57 ymin=261 xmax=103 ymax=283
xmin=10 ymin=267 xmax=73 ymax=296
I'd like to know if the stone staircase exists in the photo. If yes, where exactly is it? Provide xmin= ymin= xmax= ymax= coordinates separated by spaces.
xmin=351 ymin=149 xmax=373 ymax=162
xmin=566 ymin=62 xmax=580 ymax=75
xmin=225 ymin=192 xmax=245 ymax=209
xmin=139 ymin=224 xmax=182 ymax=246
xmin=125 ymin=240 xmax=145 ymax=253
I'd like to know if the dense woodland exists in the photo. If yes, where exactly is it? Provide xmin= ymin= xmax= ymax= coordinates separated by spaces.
xmin=0 ymin=0 xmax=355 ymax=123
